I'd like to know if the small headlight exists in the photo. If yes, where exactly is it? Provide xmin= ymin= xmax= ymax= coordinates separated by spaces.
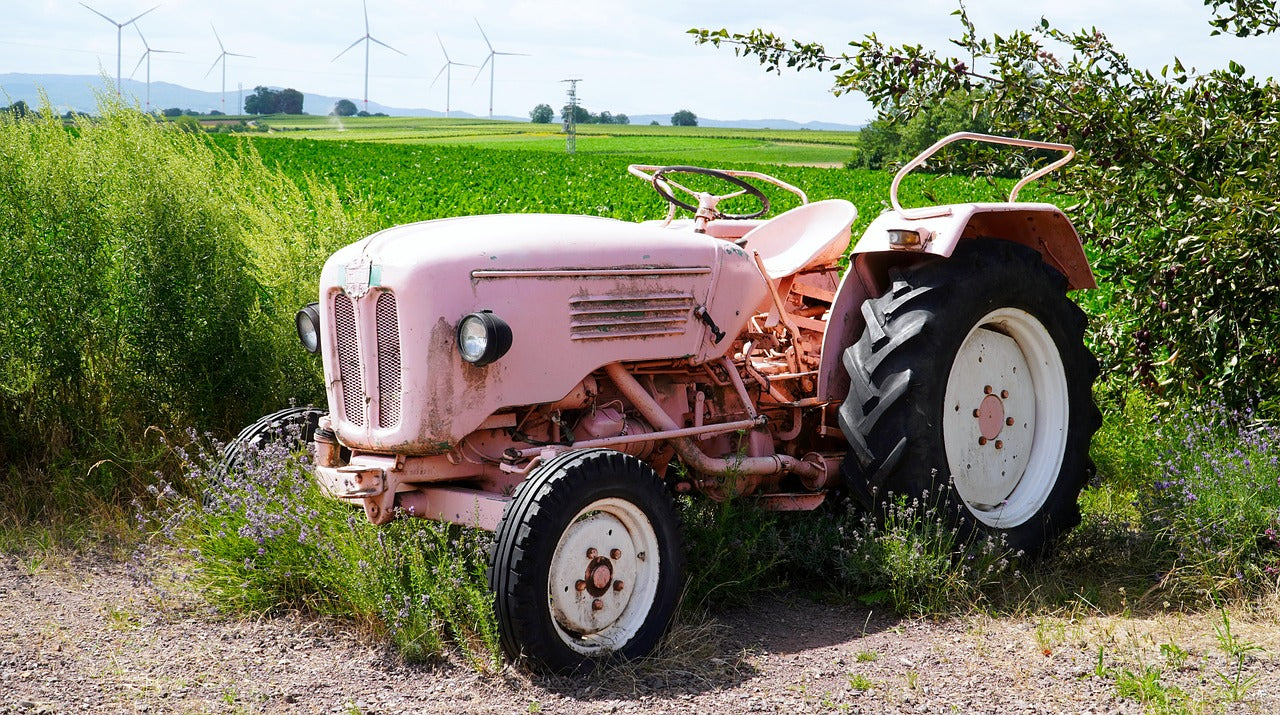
xmin=296 ymin=302 xmax=321 ymax=354
xmin=457 ymin=311 xmax=512 ymax=366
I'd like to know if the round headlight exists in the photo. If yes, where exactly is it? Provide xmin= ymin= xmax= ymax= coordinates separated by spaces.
xmin=457 ymin=311 xmax=512 ymax=366
xmin=295 ymin=302 xmax=321 ymax=354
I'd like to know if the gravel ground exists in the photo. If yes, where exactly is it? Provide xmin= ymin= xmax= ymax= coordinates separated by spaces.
xmin=3 ymin=553 xmax=1278 ymax=714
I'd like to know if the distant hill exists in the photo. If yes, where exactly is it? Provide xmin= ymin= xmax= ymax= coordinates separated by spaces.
xmin=0 ymin=73 xmax=862 ymax=130
xmin=0 ymin=73 xmax=463 ymax=118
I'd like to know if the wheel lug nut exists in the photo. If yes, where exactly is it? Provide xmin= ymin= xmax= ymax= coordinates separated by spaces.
xmin=1006 ymin=417 xmax=1015 ymax=426
xmin=613 ymin=580 xmax=625 ymax=592
xmin=978 ymin=437 xmax=988 ymax=446
xmin=575 ymin=580 xmax=586 ymax=592
xmin=586 ymin=548 xmax=598 ymax=559
xmin=610 ymin=548 xmax=622 ymax=560
xmin=1001 ymin=390 xmax=1009 ymax=399
xmin=592 ymin=599 xmax=604 ymax=611
xmin=983 ymin=385 xmax=992 ymax=394
xmin=972 ymin=409 xmax=981 ymax=418
xmin=995 ymin=440 xmax=1004 ymax=450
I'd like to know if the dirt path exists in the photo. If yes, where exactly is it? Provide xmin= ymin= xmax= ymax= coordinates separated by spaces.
xmin=2 ymin=554 xmax=1278 ymax=714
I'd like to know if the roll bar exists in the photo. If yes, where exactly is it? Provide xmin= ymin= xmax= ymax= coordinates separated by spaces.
xmin=889 ymin=132 xmax=1076 ymax=218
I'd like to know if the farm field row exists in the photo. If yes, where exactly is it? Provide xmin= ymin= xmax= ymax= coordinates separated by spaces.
xmin=243 ymin=114 xmax=860 ymax=166
xmin=219 ymin=136 xmax=1023 ymax=236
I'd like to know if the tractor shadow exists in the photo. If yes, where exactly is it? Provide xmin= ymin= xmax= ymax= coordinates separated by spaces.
xmin=524 ymin=594 xmax=898 ymax=700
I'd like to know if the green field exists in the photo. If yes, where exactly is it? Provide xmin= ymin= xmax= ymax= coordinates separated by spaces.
xmin=215 ymin=135 xmax=1026 ymax=238
xmin=244 ymin=114 xmax=860 ymax=166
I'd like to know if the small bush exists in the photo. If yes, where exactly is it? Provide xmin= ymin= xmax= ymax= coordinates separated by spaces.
xmin=1141 ymin=404 xmax=1280 ymax=597
xmin=137 ymin=426 xmax=499 ymax=668
xmin=681 ymin=485 xmax=1019 ymax=616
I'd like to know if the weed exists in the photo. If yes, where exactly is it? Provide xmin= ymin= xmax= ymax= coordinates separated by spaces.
xmin=855 ymin=650 xmax=878 ymax=663
xmin=847 ymin=674 xmax=874 ymax=691
xmin=134 ymin=425 xmax=499 ymax=668
xmin=1160 ymin=640 xmax=1190 ymax=669
xmin=1140 ymin=403 xmax=1280 ymax=597
xmin=104 ymin=605 xmax=139 ymax=631
xmin=1113 ymin=665 xmax=1189 ymax=713
xmin=1034 ymin=619 xmax=1065 ymax=655
xmin=1213 ymin=608 xmax=1263 ymax=702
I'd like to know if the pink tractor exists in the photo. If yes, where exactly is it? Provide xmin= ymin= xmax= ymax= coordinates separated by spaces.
xmin=237 ymin=132 xmax=1099 ymax=672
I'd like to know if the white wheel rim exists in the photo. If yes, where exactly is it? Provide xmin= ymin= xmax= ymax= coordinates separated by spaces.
xmin=942 ymin=307 xmax=1068 ymax=528
xmin=547 ymin=497 xmax=661 ymax=655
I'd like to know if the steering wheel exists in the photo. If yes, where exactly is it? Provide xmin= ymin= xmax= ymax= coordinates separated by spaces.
xmin=650 ymin=166 xmax=770 ymax=220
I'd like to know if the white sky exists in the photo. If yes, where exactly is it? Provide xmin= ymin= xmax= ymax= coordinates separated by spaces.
xmin=4 ymin=0 xmax=1280 ymax=123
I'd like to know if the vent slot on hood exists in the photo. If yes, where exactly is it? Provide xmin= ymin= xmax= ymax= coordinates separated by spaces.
xmin=569 ymin=294 xmax=694 ymax=340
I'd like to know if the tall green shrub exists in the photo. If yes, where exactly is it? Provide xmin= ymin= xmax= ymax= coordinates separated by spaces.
xmin=0 ymin=93 xmax=370 ymax=504
xmin=694 ymin=4 xmax=1280 ymax=409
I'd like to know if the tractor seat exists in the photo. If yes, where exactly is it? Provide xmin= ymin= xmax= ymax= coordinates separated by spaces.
xmin=740 ymin=199 xmax=857 ymax=280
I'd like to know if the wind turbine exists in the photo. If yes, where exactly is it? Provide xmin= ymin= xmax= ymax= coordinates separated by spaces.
xmin=473 ymin=20 xmax=528 ymax=119
xmin=205 ymin=25 xmax=252 ymax=114
xmin=332 ymin=0 xmax=405 ymax=114
xmin=80 ymin=2 xmax=158 ymax=96
xmin=432 ymin=35 xmax=475 ymax=118
xmin=130 ymin=25 xmax=180 ymax=112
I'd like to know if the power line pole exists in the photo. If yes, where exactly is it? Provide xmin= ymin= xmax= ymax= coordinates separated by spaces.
xmin=561 ymin=78 xmax=581 ymax=154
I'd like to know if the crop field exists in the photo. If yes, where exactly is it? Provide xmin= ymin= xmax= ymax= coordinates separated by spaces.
xmin=245 ymin=114 xmax=860 ymax=166
xmin=215 ymin=134 xmax=1026 ymax=238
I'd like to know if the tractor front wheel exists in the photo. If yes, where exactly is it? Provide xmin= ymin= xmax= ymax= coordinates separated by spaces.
xmin=221 ymin=406 xmax=325 ymax=478
xmin=488 ymin=449 xmax=685 ymax=673
xmin=838 ymin=240 xmax=1100 ymax=556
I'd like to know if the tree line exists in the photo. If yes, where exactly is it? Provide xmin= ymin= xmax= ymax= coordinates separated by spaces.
xmin=529 ymin=104 xmax=698 ymax=126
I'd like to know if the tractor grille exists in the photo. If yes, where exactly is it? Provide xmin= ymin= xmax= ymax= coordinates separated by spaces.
xmin=375 ymin=292 xmax=402 ymax=429
xmin=569 ymin=294 xmax=694 ymax=340
xmin=333 ymin=293 xmax=364 ymax=426
xmin=331 ymin=290 xmax=403 ymax=430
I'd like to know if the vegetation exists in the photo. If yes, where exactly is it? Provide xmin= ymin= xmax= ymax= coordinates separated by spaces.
xmin=848 ymin=89 xmax=990 ymax=171
xmin=243 ymin=86 xmax=304 ymax=115
xmin=332 ymin=99 xmax=358 ymax=117
xmin=3 ymin=100 xmax=35 ymax=118
xmin=671 ymin=109 xmax=698 ymax=126
xmin=0 ymin=96 xmax=370 ymax=538
xmin=560 ymin=104 xmax=630 ymax=125
xmin=218 ymin=134 xmax=1011 ymax=235
xmin=529 ymin=103 xmax=553 ymax=123
xmin=134 ymin=388 xmax=1278 ymax=668
xmin=693 ymin=3 xmax=1280 ymax=409
xmin=137 ymin=426 xmax=499 ymax=668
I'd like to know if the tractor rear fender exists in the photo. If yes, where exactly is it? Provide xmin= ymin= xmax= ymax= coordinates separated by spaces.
xmin=815 ymin=203 xmax=1094 ymax=402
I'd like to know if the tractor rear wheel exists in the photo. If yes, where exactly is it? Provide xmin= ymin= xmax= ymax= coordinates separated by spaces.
xmin=488 ymin=449 xmax=685 ymax=673
xmin=838 ymin=240 xmax=1100 ymax=556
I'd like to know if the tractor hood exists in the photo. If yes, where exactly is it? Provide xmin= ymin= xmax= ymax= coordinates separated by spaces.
xmin=317 ymin=213 xmax=767 ymax=454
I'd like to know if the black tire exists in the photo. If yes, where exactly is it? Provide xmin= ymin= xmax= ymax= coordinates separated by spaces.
xmin=221 ymin=406 xmax=325 ymax=477
xmin=838 ymin=240 xmax=1100 ymax=556
xmin=488 ymin=449 xmax=685 ymax=673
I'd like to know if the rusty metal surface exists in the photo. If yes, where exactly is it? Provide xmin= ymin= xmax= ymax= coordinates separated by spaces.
xmin=395 ymin=486 xmax=510 ymax=532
